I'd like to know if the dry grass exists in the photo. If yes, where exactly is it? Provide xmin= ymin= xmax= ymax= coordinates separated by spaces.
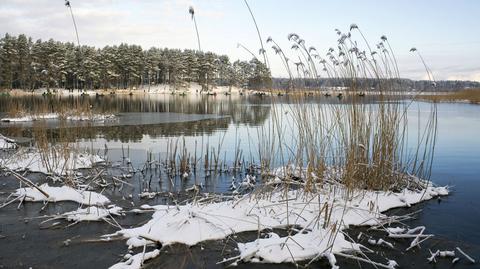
xmin=257 ymin=27 xmax=438 ymax=194
xmin=419 ymin=89 xmax=480 ymax=104
xmin=6 ymin=97 xmax=115 ymax=120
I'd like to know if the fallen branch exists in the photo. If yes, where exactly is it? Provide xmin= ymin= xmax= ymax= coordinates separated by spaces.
xmin=9 ymin=170 xmax=50 ymax=198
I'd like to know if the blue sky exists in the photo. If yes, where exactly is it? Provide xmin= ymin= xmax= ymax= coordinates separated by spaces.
xmin=1 ymin=0 xmax=479 ymax=81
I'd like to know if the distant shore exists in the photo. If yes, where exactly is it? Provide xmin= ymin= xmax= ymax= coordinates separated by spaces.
xmin=416 ymin=89 xmax=480 ymax=104
xmin=2 ymin=84 xmax=479 ymax=104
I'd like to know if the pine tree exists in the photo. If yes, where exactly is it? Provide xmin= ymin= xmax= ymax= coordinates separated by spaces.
xmin=0 ymin=33 xmax=272 ymax=91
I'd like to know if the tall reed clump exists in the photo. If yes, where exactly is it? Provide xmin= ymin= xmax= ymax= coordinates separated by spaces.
xmin=32 ymin=119 xmax=80 ymax=182
xmin=262 ymin=26 xmax=438 ymax=193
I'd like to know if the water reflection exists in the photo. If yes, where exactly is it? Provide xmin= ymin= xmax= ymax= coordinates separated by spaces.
xmin=0 ymin=94 xmax=273 ymax=121
xmin=0 ymin=94 xmax=272 ymax=141
xmin=1 ymin=94 xmax=480 ymax=268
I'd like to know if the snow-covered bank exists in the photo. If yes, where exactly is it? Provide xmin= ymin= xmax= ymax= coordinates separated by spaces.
xmin=1 ymin=113 xmax=115 ymax=122
xmin=0 ymin=148 xmax=104 ymax=175
xmin=14 ymin=183 xmax=110 ymax=205
xmin=107 ymin=180 xmax=448 ymax=268
xmin=0 ymin=134 xmax=17 ymax=149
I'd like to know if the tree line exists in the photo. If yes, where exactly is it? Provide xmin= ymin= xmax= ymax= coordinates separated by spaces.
xmin=0 ymin=33 xmax=271 ymax=91
xmin=272 ymin=77 xmax=480 ymax=92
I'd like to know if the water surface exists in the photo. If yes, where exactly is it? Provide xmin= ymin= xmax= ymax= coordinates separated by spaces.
xmin=0 ymin=94 xmax=478 ymax=268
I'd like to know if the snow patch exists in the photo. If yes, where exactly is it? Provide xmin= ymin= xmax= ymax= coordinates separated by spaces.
xmin=106 ymin=182 xmax=448 ymax=267
xmin=0 ymin=134 xmax=17 ymax=149
xmin=14 ymin=183 xmax=110 ymax=205
xmin=0 ymin=149 xmax=104 ymax=175
xmin=109 ymin=249 xmax=160 ymax=269
xmin=62 ymin=205 xmax=123 ymax=222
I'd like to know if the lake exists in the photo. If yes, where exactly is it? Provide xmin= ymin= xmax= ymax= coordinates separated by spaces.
xmin=0 ymin=94 xmax=478 ymax=268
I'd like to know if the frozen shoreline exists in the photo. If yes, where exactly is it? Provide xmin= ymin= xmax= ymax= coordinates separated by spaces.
xmin=106 ymin=176 xmax=448 ymax=268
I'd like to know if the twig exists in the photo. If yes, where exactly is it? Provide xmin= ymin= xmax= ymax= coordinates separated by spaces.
xmin=456 ymin=247 xmax=476 ymax=263
xmin=9 ymin=170 xmax=50 ymax=198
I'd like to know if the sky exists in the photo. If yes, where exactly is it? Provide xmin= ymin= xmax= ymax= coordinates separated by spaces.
xmin=1 ymin=0 xmax=479 ymax=81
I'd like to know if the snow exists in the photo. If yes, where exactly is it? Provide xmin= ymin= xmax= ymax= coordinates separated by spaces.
xmin=14 ymin=183 xmax=110 ymax=205
xmin=1 ymin=113 xmax=115 ymax=122
xmin=236 ymin=231 xmax=360 ymax=264
xmin=1 ymin=113 xmax=58 ymax=122
xmin=65 ymin=114 xmax=115 ymax=121
xmin=106 ymin=179 xmax=448 ymax=268
xmin=0 ymin=134 xmax=17 ymax=149
xmin=0 ymin=149 xmax=105 ymax=175
xmin=109 ymin=249 xmax=160 ymax=269
xmin=386 ymin=227 xmax=405 ymax=234
xmin=62 ymin=205 xmax=123 ymax=222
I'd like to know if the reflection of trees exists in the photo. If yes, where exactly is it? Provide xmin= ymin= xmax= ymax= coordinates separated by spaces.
xmin=80 ymin=118 xmax=231 ymax=143
xmin=0 ymin=95 xmax=272 ymax=127
xmin=0 ymin=94 xmax=410 ymax=144
xmin=89 ymin=95 xmax=271 ymax=126
xmin=0 ymin=118 xmax=231 ymax=143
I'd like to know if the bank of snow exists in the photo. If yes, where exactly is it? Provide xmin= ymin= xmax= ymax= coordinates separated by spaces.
xmin=107 ymin=179 xmax=448 ymax=268
xmin=0 ymin=148 xmax=104 ymax=175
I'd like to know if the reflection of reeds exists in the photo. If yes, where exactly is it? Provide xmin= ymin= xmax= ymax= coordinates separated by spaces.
xmin=7 ymin=102 xmax=26 ymax=117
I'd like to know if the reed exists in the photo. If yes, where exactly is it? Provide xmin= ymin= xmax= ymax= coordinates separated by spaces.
xmin=418 ymin=89 xmax=480 ymax=104
xmin=256 ymin=25 xmax=438 ymax=195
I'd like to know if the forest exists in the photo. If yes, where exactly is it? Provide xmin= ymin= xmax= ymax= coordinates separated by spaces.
xmin=0 ymin=33 xmax=272 ymax=91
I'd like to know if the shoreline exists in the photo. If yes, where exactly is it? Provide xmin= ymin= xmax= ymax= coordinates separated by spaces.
xmin=0 ymin=86 xmax=450 ymax=97
xmin=2 ymin=86 xmax=479 ymax=106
